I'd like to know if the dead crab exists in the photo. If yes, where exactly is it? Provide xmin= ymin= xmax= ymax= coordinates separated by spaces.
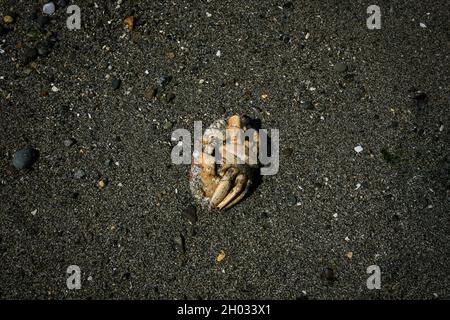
xmin=190 ymin=115 xmax=260 ymax=210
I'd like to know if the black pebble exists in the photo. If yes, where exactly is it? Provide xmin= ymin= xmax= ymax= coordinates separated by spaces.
xmin=158 ymin=75 xmax=172 ymax=88
xmin=288 ymin=195 xmax=297 ymax=205
xmin=112 ymin=79 xmax=121 ymax=90
xmin=283 ymin=2 xmax=294 ymax=10
xmin=300 ymin=100 xmax=314 ymax=110
xmin=12 ymin=147 xmax=39 ymax=170
xmin=322 ymin=267 xmax=337 ymax=282
xmin=36 ymin=15 xmax=50 ymax=28
xmin=334 ymin=62 xmax=347 ymax=72
xmin=182 ymin=205 xmax=197 ymax=224
xmin=23 ymin=48 xmax=38 ymax=63
xmin=37 ymin=42 xmax=50 ymax=56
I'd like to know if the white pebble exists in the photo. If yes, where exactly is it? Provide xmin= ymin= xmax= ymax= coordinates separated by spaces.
xmin=355 ymin=183 xmax=361 ymax=190
xmin=43 ymin=2 xmax=56 ymax=15
xmin=31 ymin=209 xmax=38 ymax=216
xmin=332 ymin=213 xmax=338 ymax=218
xmin=216 ymin=50 xmax=221 ymax=57
xmin=87 ymin=276 xmax=93 ymax=281
xmin=439 ymin=124 xmax=444 ymax=132
xmin=354 ymin=145 xmax=363 ymax=153
xmin=419 ymin=22 xmax=426 ymax=28
xmin=206 ymin=12 xmax=212 ymax=18
xmin=345 ymin=236 xmax=350 ymax=242
xmin=51 ymin=85 xmax=59 ymax=92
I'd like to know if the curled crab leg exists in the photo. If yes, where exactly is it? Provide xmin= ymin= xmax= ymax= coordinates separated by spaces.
xmin=209 ymin=167 xmax=239 ymax=208
xmin=223 ymin=179 xmax=251 ymax=210
xmin=217 ymin=173 xmax=247 ymax=210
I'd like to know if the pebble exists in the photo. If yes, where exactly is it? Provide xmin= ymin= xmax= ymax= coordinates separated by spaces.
xmin=163 ymin=121 xmax=173 ymax=130
xmin=288 ymin=195 xmax=297 ymax=206
xmin=74 ymin=169 xmax=85 ymax=179
xmin=111 ymin=79 xmax=121 ymax=90
xmin=333 ymin=62 xmax=347 ymax=72
xmin=144 ymin=86 xmax=158 ymax=100
xmin=23 ymin=48 xmax=38 ymax=63
xmin=3 ymin=15 xmax=14 ymax=24
xmin=283 ymin=2 xmax=294 ymax=10
xmin=354 ymin=145 xmax=363 ymax=153
xmin=216 ymin=250 xmax=226 ymax=263
xmin=37 ymin=42 xmax=50 ymax=56
xmin=300 ymin=100 xmax=314 ymax=110
xmin=98 ymin=179 xmax=108 ymax=189
xmin=173 ymin=235 xmax=186 ymax=254
xmin=322 ymin=267 xmax=337 ymax=282
xmin=36 ymin=15 xmax=50 ymax=28
xmin=12 ymin=147 xmax=39 ymax=169
xmin=182 ymin=205 xmax=197 ymax=224
xmin=63 ymin=138 xmax=76 ymax=147
xmin=43 ymin=2 xmax=56 ymax=15
xmin=158 ymin=75 xmax=172 ymax=88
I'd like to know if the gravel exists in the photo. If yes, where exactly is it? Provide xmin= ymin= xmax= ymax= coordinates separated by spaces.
xmin=0 ymin=0 xmax=449 ymax=300
xmin=12 ymin=147 xmax=39 ymax=170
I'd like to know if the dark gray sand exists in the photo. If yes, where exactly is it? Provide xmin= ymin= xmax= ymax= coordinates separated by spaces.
xmin=0 ymin=0 xmax=449 ymax=299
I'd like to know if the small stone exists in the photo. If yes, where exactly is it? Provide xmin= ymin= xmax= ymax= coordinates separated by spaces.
xmin=43 ymin=2 xmax=56 ymax=15
xmin=37 ymin=42 xmax=50 ymax=56
xmin=123 ymin=16 xmax=135 ymax=31
xmin=166 ymin=92 xmax=175 ymax=103
xmin=173 ymin=235 xmax=185 ymax=254
xmin=283 ymin=2 xmax=294 ymax=10
xmin=345 ymin=251 xmax=353 ymax=260
xmin=144 ymin=86 xmax=158 ymax=100
xmin=3 ymin=15 xmax=14 ymax=24
xmin=166 ymin=52 xmax=175 ymax=60
xmin=111 ymin=79 xmax=121 ymax=90
xmin=98 ymin=179 xmax=107 ymax=189
xmin=23 ymin=48 xmax=38 ymax=63
xmin=419 ymin=22 xmax=426 ymax=28
xmin=322 ymin=267 xmax=337 ymax=282
xmin=63 ymin=138 xmax=76 ymax=147
xmin=12 ymin=147 xmax=39 ymax=170
xmin=300 ymin=100 xmax=314 ymax=110
xmin=158 ymin=75 xmax=172 ymax=88
xmin=282 ymin=147 xmax=293 ymax=157
xmin=163 ymin=121 xmax=173 ymax=130
xmin=74 ymin=169 xmax=85 ymax=179
xmin=334 ymin=62 xmax=347 ymax=72
xmin=288 ymin=195 xmax=297 ymax=206
xmin=36 ymin=15 xmax=50 ymax=28
xmin=216 ymin=250 xmax=226 ymax=263
xmin=31 ymin=209 xmax=38 ymax=216
xmin=354 ymin=145 xmax=363 ymax=153
xmin=104 ymin=159 xmax=113 ymax=166
xmin=182 ymin=205 xmax=197 ymax=224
